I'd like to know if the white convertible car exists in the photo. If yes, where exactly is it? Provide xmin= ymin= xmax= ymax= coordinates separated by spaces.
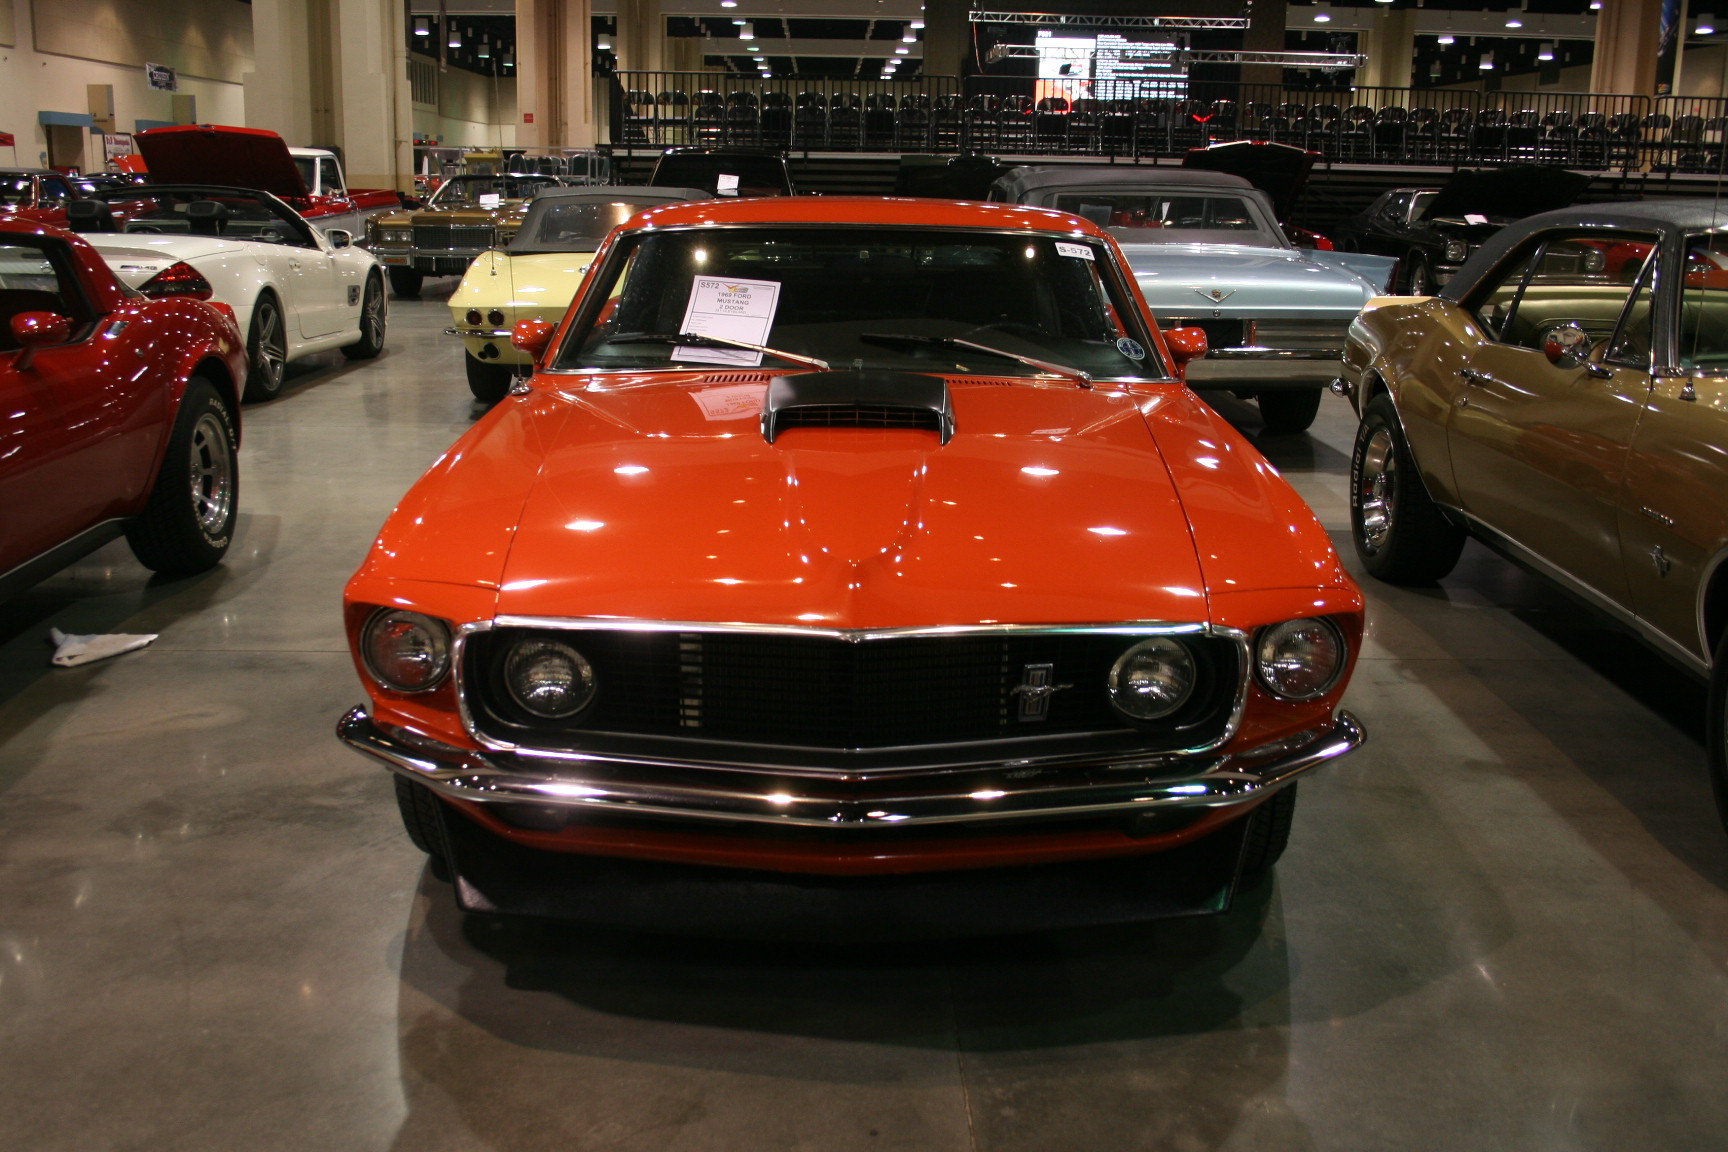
xmin=65 ymin=184 xmax=387 ymax=402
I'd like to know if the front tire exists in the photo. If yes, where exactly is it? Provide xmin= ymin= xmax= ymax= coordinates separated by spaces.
xmin=388 ymin=267 xmax=423 ymax=299
xmin=242 ymin=294 xmax=287 ymax=403
xmin=394 ymin=776 xmax=453 ymax=880
xmin=1400 ymin=253 xmax=1431 ymax=296
xmin=466 ymin=355 xmax=515 ymax=404
xmin=125 ymin=378 xmax=238 ymax=577
xmin=341 ymin=273 xmax=387 ymax=360
xmin=1257 ymin=388 xmax=1323 ymax=435
xmin=1350 ymin=393 xmax=1466 ymax=582
xmin=1239 ymin=784 xmax=1298 ymax=874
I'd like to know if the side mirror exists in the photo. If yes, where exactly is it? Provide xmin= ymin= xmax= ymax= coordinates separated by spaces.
xmin=1542 ymin=322 xmax=1592 ymax=370
xmin=12 ymin=311 xmax=73 ymax=370
xmin=1163 ymin=326 xmax=1209 ymax=368
xmin=511 ymin=318 xmax=556 ymax=361
xmin=326 ymin=229 xmax=353 ymax=249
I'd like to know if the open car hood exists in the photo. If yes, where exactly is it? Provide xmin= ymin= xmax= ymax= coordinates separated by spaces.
xmin=135 ymin=125 xmax=310 ymax=200
xmin=1182 ymin=141 xmax=1318 ymax=220
xmin=1420 ymin=165 xmax=1593 ymax=222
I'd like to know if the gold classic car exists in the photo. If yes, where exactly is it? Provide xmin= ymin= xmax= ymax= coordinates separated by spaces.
xmin=1341 ymin=200 xmax=1728 ymax=833
xmin=445 ymin=185 xmax=708 ymax=402
xmin=366 ymin=173 xmax=570 ymax=297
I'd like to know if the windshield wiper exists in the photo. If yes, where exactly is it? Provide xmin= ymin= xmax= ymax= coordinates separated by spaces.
xmin=607 ymin=332 xmax=830 ymax=371
xmin=859 ymin=332 xmax=1092 ymax=389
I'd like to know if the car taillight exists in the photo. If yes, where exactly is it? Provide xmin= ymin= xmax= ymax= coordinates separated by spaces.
xmin=139 ymin=261 xmax=214 ymax=301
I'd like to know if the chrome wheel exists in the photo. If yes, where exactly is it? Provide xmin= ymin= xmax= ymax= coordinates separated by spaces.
xmin=245 ymin=297 xmax=287 ymax=401
xmin=187 ymin=410 xmax=235 ymax=539
xmin=362 ymin=280 xmax=385 ymax=346
xmin=1355 ymin=426 xmax=1396 ymax=553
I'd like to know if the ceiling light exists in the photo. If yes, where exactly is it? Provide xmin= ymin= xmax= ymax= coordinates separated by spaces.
xmin=1538 ymin=40 xmax=1555 ymax=58
xmin=739 ymin=21 xmax=754 ymax=38
xmin=895 ymin=45 xmax=909 ymax=53
xmin=1437 ymin=32 xmax=1454 ymax=42
xmin=1313 ymin=3 xmax=1331 ymax=22
xmin=1590 ymin=0 xmax=1602 ymax=8
xmin=911 ymin=19 xmax=925 ymax=28
xmin=1429 ymin=60 xmax=1442 ymax=77
xmin=1698 ymin=13 xmax=1717 ymax=33
xmin=903 ymin=30 xmax=917 ymax=41
xmin=478 ymin=36 xmax=491 ymax=58
xmin=1505 ymin=16 xmax=1523 ymax=26
xmin=1479 ymin=51 xmax=1494 ymax=69
xmin=502 ymin=52 xmax=513 ymax=67
xmin=720 ymin=0 xmax=737 ymax=5
xmin=748 ymin=43 xmax=759 ymax=50
xmin=413 ymin=16 xmax=430 ymax=36
xmin=448 ymin=22 xmax=462 ymax=48
xmin=595 ymin=34 xmax=609 ymax=50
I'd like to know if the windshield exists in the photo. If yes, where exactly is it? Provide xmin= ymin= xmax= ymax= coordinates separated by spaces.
xmin=1051 ymin=192 xmax=1282 ymax=249
xmin=650 ymin=155 xmax=791 ymax=197
xmin=1411 ymin=191 xmax=1438 ymax=222
xmin=98 ymin=188 xmax=315 ymax=246
xmin=0 ymin=178 xmax=35 ymax=207
xmin=429 ymin=175 xmax=561 ymax=207
xmin=509 ymin=198 xmax=680 ymax=253
xmin=553 ymin=225 xmax=1168 ymax=380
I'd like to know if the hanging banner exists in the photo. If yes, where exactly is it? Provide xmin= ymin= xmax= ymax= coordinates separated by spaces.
xmin=145 ymin=62 xmax=178 ymax=92
xmin=1656 ymin=0 xmax=1683 ymax=94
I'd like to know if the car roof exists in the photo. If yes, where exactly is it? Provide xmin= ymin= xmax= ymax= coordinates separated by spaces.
xmin=1440 ymin=198 xmax=1728 ymax=299
xmin=625 ymin=195 xmax=1109 ymax=237
xmin=995 ymin=165 xmax=1256 ymax=197
xmin=0 ymin=168 xmax=63 ymax=178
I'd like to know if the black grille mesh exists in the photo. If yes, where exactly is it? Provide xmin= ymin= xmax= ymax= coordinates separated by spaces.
xmin=467 ymin=629 xmax=1236 ymax=752
xmin=772 ymin=404 xmax=944 ymax=435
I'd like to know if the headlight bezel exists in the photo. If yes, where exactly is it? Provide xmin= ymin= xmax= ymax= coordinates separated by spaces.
xmin=1254 ymin=617 xmax=1347 ymax=702
xmin=360 ymin=608 xmax=453 ymax=694
xmin=1443 ymin=237 xmax=1470 ymax=264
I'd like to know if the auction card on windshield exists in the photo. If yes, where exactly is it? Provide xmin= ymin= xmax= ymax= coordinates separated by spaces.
xmin=675 ymin=276 xmax=782 ymax=366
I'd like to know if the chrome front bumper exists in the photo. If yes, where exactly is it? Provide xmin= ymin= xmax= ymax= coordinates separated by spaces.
xmin=337 ymin=706 xmax=1364 ymax=829
xmin=1183 ymin=347 xmax=1344 ymax=390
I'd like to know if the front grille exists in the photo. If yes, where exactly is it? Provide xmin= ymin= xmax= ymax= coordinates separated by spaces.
xmin=773 ymin=404 xmax=944 ymax=436
xmin=464 ymin=628 xmax=1239 ymax=755
xmin=413 ymin=224 xmax=494 ymax=251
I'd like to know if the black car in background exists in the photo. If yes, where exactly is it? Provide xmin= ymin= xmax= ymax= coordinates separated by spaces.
xmin=1335 ymin=165 xmax=1593 ymax=294
xmin=648 ymin=147 xmax=793 ymax=197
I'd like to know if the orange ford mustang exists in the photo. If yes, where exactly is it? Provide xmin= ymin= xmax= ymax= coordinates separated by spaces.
xmin=337 ymin=197 xmax=1366 ymax=934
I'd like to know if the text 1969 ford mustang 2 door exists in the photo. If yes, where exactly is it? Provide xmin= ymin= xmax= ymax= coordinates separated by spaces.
xmin=337 ymin=197 xmax=1365 ymax=935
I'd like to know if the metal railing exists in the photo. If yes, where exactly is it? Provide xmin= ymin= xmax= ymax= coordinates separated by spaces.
xmin=613 ymin=72 xmax=1693 ymax=174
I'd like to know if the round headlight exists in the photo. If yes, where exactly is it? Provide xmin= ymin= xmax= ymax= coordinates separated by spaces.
xmin=1443 ymin=238 xmax=1469 ymax=264
xmin=1582 ymin=247 xmax=1607 ymax=274
xmin=1108 ymin=637 xmax=1197 ymax=721
xmin=1256 ymin=618 xmax=1346 ymax=701
xmin=361 ymin=609 xmax=451 ymax=693
xmin=505 ymin=638 xmax=597 ymax=719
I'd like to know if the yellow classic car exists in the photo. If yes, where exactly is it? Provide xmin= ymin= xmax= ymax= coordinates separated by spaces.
xmin=1341 ymin=199 xmax=1728 ymax=833
xmin=366 ymin=173 xmax=573 ymax=298
xmin=445 ymin=185 xmax=709 ymax=402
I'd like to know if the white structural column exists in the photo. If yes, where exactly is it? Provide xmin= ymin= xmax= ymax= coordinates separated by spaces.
xmin=1593 ymin=0 xmax=1661 ymax=93
xmin=245 ymin=0 xmax=317 ymax=143
xmin=518 ymin=0 xmax=596 ymax=149
xmin=245 ymin=0 xmax=411 ymax=190
xmin=616 ymin=0 xmax=665 ymax=77
xmin=330 ymin=0 xmax=414 ymax=191
xmin=1357 ymin=8 xmax=1416 ymax=91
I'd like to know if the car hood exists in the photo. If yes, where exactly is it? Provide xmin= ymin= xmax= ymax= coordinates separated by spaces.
xmin=449 ymin=250 xmax=598 ymax=316
xmin=473 ymin=377 xmax=1214 ymax=629
xmin=1420 ymin=164 xmax=1593 ymax=221
xmin=135 ymin=125 xmax=309 ymax=200
xmin=1121 ymin=243 xmax=1382 ymax=317
xmin=1182 ymin=141 xmax=1317 ymax=220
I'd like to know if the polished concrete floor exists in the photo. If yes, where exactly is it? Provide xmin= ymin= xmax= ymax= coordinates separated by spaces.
xmin=4 ymin=290 xmax=1728 ymax=1151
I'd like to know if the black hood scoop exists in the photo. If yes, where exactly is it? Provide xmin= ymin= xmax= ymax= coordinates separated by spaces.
xmin=760 ymin=369 xmax=955 ymax=445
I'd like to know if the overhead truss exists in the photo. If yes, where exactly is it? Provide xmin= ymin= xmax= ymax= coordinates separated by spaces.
xmin=969 ymin=11 xmax=1248 ymax=30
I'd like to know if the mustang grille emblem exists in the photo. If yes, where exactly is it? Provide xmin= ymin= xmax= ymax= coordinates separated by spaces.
xmin=1010 ymin=663 xmax=1072 ymax=722
xmin=1193 ymin=286 xmax=1236 ymax=304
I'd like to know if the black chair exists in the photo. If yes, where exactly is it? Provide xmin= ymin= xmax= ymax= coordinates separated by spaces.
xmin=724 ymin=91 xmax=760 ymax=145
xmin=1034 ymin=96 xmax=1069 ymax=151
xmin=692 ymin=91 xmax=727 ymax=143
xmin=1540 ymin=109 xmax=1577 ymax=163
xmin=1575 ymin=111 xmax=1609 ymax=167
xmin=656 ymin=90 xmax=691 ymax=145
xmin=864 ymin=93 xmax=897 ymax=149
xmin=793 ymin=91 xmax=829 ymax=148
xmin=1470 ymin=108 xmax=1508 ymax=161
xmin=1506 ymin=110 xmax=1542 ymax=160
xmin=829 ymin=93 xmax=862 ymax=148
xmin=761 ymin=91 xmax=792 ymax=147
xmin=897 ymin=94 xmax=933 ymax=151
xmin=185 ymin=199 xmax=230 ymax=236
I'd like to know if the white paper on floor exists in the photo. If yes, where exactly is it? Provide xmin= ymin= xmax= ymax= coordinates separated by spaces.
xmin=47 ymin=627 xmax=158 ymax=667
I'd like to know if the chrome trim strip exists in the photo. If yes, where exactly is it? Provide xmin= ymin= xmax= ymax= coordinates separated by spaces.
xmin=1463 ymin=513 xmax=1710 ymax=676
xmin=1199 ymin=347 xmax=1342 ymax=361
xmin=450 ymin=618 xmax=1255 ymax=766
xmin=445 ymin=326 xmax=513 ymax=339
xmin=338 ymin=707 xmax=1364 ymax=828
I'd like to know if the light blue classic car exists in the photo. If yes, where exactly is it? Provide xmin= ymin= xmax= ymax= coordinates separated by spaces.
xmin=990 ymin=166 xmax=1397 ymax=434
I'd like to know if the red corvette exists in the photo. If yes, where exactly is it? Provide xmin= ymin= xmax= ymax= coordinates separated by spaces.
xmin=0 ymin=217 xmax=247 ymax=599
xmin=337 ymin=198 xmax=1365 ymax=934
